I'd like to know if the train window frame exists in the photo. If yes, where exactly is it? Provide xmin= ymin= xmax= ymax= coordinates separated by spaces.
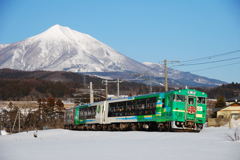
xmin=188 ymin=97 xmax=194 ymax=105
xmin=174 ymin=94 xmax=186 ymax=102
xmin=162 ymin=99 xmax=166 ymax=108
xmin=108 ymin=97 xmax=157 ymax=117
xmin=79 ymin=106 xmax=97 ymax=119
xmin=197 ymin=97 xmax=206 ymax=104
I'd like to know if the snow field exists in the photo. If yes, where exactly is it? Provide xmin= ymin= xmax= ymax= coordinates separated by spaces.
xmin=0 ymin=127 xmax=239 ymax=160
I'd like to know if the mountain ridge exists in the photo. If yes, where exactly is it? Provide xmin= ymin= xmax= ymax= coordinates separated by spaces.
xmin=0 ymin=24 xmax=150 ymax=73
xmin=0 ymin=24 xmax=226 ymax=87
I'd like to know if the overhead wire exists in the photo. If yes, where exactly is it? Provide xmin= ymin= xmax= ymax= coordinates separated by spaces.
xmin=168 ymin=49 xmax=240 ymax=74
xmin=180 ymin=49 xmax=240 ymax=63
xmin=187 ymin=61 xmax=240 ymax=72
xmin=172 ymin=56 xmax=240 ymax=67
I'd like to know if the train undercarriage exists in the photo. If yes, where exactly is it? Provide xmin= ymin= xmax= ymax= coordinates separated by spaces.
xmin=64 ymin=121 xmax=203 ymax=132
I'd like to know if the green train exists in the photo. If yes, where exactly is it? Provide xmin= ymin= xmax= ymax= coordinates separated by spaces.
xmin=64 ymin=89 xmax=207 ymax=132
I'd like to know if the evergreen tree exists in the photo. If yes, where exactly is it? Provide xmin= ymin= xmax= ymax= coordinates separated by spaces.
xmin=215 ymin=96 xmax=226 ymax=108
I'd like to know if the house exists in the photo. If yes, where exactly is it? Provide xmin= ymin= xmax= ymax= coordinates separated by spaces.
xmin=217 ymin=103 xmax=240 ymax=118
xmin=217 ymin=102 xmax=240 ymax=128
xmin=226 ymin=96 xmax=240 ymax=105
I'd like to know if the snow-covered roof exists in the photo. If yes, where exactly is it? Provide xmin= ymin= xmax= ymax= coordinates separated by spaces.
xmin=219 ymin=103 xmax=240 ymax=111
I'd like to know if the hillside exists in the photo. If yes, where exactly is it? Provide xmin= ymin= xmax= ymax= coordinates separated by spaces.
xmin=0 ymin=69 xmax=162 ymax=100
xmin=206 ymin=82 xmax=240 ymax=99
xmin=0 ymin=69 xmax=239 ymax=100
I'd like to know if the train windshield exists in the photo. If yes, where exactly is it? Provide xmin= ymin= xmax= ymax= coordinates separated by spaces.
xmin=197 ymin=97 xmax=206 ymax=104
xmin=174 ymin=94 xmax=186 ymax=102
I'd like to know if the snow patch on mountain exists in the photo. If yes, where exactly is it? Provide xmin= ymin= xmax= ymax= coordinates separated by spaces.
xmin=143 ymin=62 xmax=184 ymax=78
xmin=0 ymin=24 xmax=226 ymax=86
xmin=0 ymin=24 xmax=150 ymax=73
xmin=143 ymin=62 xmax=225 ymax=86
xmin=0 ymin=44 xmax=9 ymax=50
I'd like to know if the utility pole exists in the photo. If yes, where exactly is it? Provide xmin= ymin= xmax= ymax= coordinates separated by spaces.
xmin=117 ymin=78 xmax=120 ymax=97
xmin=148 ymin=74 xmax=153 ymax=93
xmin=83 ymin=74 xmax=86 ymax=88
xmin=164 ymin=59 xmax=168 ymax=92
xmin=102 ymin=80 xmax=108 ymax=100
xmin=163 ymin=59 xmax=180 ymax=92
xmin=103 ymin=78 xmax=122 ymax=98
xmin=90 ymin=82 xmax=94 ymax=103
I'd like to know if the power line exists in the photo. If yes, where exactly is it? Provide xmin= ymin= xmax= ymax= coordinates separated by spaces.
xmin=181 ymin=49 xmax=240 ymax=63
xmin=173 ymin=56 xmax=240 ymax=67
xmin=187 ymin=61 xmax=240 ymax=72
xmin=165 ymin=49 xmax=240 ymax=79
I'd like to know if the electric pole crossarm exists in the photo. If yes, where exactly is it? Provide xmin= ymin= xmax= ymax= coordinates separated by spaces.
xmin=102 ymin=78 xmax=122 ymax=98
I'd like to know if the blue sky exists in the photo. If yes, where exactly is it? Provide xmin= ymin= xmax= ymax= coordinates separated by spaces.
xmin=0 ymin=0 xmax=240 ymax=83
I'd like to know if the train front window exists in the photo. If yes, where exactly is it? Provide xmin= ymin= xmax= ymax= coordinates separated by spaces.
xmin=188 ymin=97 xmax=194 ymax=105
xmin=174 ymin=94 xmax=185 ymax=102
xmin=197 ymin=97 xmax=206 ymax=104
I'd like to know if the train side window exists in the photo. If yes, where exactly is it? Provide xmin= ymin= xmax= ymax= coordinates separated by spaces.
xmin=169 ymin=95 xmax=174 ymax=102
xmin=108 ymin=97 xmax=157 ymax=117
xmin=175 ymin=95 xmax=185 ymax=102
xmin=197 ymin=97 xmax=206 ymax=104
xmin=162 ymin=99 xmax=165 ymax=107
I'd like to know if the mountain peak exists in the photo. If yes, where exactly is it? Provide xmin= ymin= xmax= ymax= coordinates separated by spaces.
xmin=50 ymin=24 xmax=64 ymax=28
xmin=31 ymin=24 xmax=74 ymax=41
xmin=46 ymin=24 xmax=70 ymax=32
xmin=31 ymin=24 xmax=99 ymax=45
xmin=0 ymin=24 xmax=150 ymax=73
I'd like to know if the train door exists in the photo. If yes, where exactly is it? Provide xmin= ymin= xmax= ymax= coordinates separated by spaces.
xmin=185 ymin=96 xmax=197 ymax=121
xmin=95 ymin=101 xmax=108 ymax=124
xmin=102 ymin=101 xmax=110 ymax=124
xmin=70 ymin=108 xmax=74 ymax=125
xmin=95 ymin=104 xmax=102 ymax=124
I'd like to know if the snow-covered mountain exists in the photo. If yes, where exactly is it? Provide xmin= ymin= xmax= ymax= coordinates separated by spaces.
xmin=0 ymin=24 xmax=225 ymax=86
xmin=143 ymin=62 xmax=225 ymax=86
xmin=0 ymin=24 xmax=150 ymax=73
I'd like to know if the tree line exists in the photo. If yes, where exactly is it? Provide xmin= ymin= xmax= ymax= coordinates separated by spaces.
xmin=0 ymin=78 xmax=164 ymax=101
xmin=0 ymin=97 xmax=65 ymax=132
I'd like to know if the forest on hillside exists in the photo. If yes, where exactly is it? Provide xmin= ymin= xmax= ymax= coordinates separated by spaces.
xmin=0 ymin=69 xmax=239 ymax=101
xmin=0 ymin=69 xmax=163 ymax=101
xmin=205 ymin=82 xmax=240 ymax=99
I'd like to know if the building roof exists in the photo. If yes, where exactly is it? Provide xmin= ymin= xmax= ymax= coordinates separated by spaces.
xmin=226 ymin=96 xmax=240 ymax=102
xmin=229 ymin=103 xmax=240 ymax=106
xmin=219 ymin=103 xmax=240 ymax=112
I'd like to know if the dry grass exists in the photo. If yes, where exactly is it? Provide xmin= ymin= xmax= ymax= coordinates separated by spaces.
xmin=226 ymin=128 xmax=240 ymax=142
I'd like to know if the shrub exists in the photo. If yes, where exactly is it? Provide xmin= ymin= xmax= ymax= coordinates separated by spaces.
xmin=226 ymin=128 xmax=240 ymax=141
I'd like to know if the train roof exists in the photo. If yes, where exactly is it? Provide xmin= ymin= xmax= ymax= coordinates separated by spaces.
xmin=74 ymin=89 xmax=207 ymax=109
xmin=108 ymin=92 xmax=164 ymax=101
xmin=166 ymin=89 xmax=207 ymax=97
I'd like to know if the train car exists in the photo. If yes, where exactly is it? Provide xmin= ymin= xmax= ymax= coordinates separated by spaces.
xmin=104 ymin=93 xmax=162 ymax=130
xmin=64 ymin=89 xmax=207 ymax=131
xmin=73 ymin=101 xmax=106 ymax=130
xmin=64 ymin=107 xmax=75 ymax=129
xmin=164 ymin=89 xmax=207 ymax=131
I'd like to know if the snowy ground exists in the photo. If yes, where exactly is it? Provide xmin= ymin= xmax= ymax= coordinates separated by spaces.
xmin=0 ymin=127 xmax=239 ymax=160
